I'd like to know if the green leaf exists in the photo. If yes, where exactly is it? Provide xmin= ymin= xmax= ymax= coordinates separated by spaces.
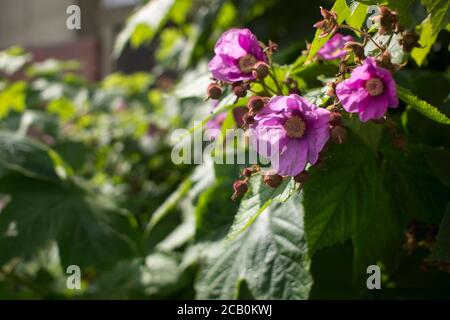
xmin=397 ymin=85 xmax=450 ymax=125
xmin=304 ymin=135 xmax=405 ymax=277
xmin=46 ymin=97 xmax=76 ymax=121
xmin=0 ymin=132 xmax=66 ymax=181
xmin=196 ymin=194 xmax=312 ymax=299
xmin=425 ymin=147 xmax=450 ymax=188
xmin=0 ymin=82 xmax=26 ymax=119
xmin=0 ymin=46 xmax=32 ymax=75
xmin=227 ymin=175 xmax=298 ymax=240
xmin=173 ymin=93 xmax=240 ymax=144
xmin=343 ymin=115 xmax=383 ymax=152
xmin=113 ymin=0 xmax=176 ymax=56
xmin=412 ymin=0 xmax=450 ymax=66
xmin=90 ymin=252 xmax=194 ymax=299
xmin=381 ymin=145 xmax=449 ymax=224
xmin=345 ymin=1 xmax=369 ymax=28
xmin=303 ymin=134 xmax=378 ymax=255
xmin=351 ymin=175 xmax=404 ymax=276
xmin=26 ymin=59 xmax=80 ymax=77
xmin=428 ymin=203 xmax=450 ymax=263
xmin=145 ymin=161 xmax=215 ymax=237
xmin=0 ymin=175 xmax=136 ymax=269
xmin=365 ymin=33 xmax=408 ymax=65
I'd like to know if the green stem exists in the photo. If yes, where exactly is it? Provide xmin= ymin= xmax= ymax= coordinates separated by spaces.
xmin=268 ymin=68 xmax=283 ymax=95
xmin=339 ymin=24 xmax=385 ymax=52
xmin=258 ymin=79 xmax=278 ymax=96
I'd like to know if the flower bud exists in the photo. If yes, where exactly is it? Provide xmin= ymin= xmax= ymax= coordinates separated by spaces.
xmin=399 ymin=30 xmax=420 ymax=52
xmin=231 ymin=180 xmax=249 ymax=201
xmin=243 ymin=112 xmax=255 ymax=126
xmin=263 ymin=174 xmax=283 ymax=188
xmin=330 ymin=125 xmax=347 ymax=144
xmin=207 ymin=83 xmax=222 ymax=100
xmin=376 ymin=51 xmax=401 ymax=72
xmin=294 ymin=171 xmax=310 ymax=184
xmin=247 ymin=96 xmax=265 ymax=113
xmin=268 ymin=40 xmax=279 ymax=53
xmin=329 ymin=112 xmax=342 ymax=126
xmin=344 ymin=41 xmax=365 ymax=64
xmin=289 ymin=87 xmax=302 ymax=95
xmin=252 ymin=61 xmax=270 ymax=79
xmin=326 ymin=81 xmax=336 ymax=97
xmin=232 ymin=83 xmax=247 ymax=97
xmin=240 ymin=167 xmax=253 ymax=178
xmin=375 ymin=6 xmax=399 ymax=35
xmin=314 ymin=7 xmax=338 ymax=38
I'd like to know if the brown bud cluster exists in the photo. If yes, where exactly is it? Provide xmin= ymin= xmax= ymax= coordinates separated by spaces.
xmin=207 ymin=83 xmax=222 ymax=100
xmin=344 ymin=42 xmax=365 ymax=64
xmin=399 ymin=30 xmax=421 ymax=52
xmin=374 ymin=6 xmax=400 ymax=35
xmin=263 ymin=174 xmax=283 ymax=188
xmin=313 ymin=7 xmax=338 ymax=38
xmin=231 ymin=180 xmax=249 ymax=201
xmin=253 ymin=61 xmax=270 ymax=80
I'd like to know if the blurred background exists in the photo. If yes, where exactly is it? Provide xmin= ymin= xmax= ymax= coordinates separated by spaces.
xmin=0 ymin=0 xmax=449 ymax=300
xmin=0 ymin=0 xmax=335 ymax=80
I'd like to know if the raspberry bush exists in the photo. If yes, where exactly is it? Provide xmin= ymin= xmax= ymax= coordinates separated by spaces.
xmin=0 ymin=0 xmax=449 ymax=299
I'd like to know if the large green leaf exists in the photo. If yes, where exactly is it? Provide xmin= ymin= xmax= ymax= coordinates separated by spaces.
xmin=412 ymin=0 xmax=450 ymax=66
xmin=381 ymin=145 xmax=449 ymax=224
xmin=89 ymin=252 xmax=194 ymax=299
xmin=365 ymin=33 xmax=408 ymax=65
xmin=0 ymin=82 xmax=26 ymax=119
xmin=425 ymin=147 xmax=450 ymax=188
xmin=227 ymin=175 xmax=298 ymax=240
xmin=343 ymin=115 xmax=383 ymax=152
xmin=353 ymin=0 xmax=414 ymax=26
xmin=397 ymin=85 xmax=450 ymax=125
xmin=0 ymin=132 xmax=68 ymax=181
xmin=0 ymin=47 xmax=31 ymax=75
xmin=428 ymin=203 xmax=450 ymax=263
xmin=351 ymin=175 xmax=404 ymax=276
xmin=196 ymin=194 xmax=312 ymax=299
xmin=0 ymin=175 xmax=136 ymax=269
xmin=113 ymin=0 xmax=177 ymax=56
xmin=304 ymin=134 xmax=405 ymax=277
xmin=303 ymin=134 xmax=379 ymax=255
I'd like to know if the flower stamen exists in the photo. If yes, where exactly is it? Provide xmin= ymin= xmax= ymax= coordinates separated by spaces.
xmin=365 ymin=78 xmax=384 ymax=97
xmin=238 ymin=54 xmax=258 ymax=74
xmin=284 ymin=116 xmax=306 ymax=138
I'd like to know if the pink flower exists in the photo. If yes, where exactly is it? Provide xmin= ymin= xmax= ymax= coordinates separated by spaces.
xmin=250 ymin=94 xmax=330 ymax=176
xmin=317 ymin=33 xmax=354 ymax=60
xmin=336 ymin=57 xmax=399 ymax=122
xmin=208 ymin=28 xmax=267 ymax=82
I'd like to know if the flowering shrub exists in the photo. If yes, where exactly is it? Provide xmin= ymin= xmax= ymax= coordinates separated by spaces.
xmin=0 ymin=0 xmax=450 ymax=300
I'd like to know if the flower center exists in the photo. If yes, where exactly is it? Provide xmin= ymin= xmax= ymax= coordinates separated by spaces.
xmin=284 ymin=116 xmax=306 ymax=138
xmin=238 ymin=54 xmax=258 ymax=74
xmin=365 ymin=78 xmax=384 ymax=96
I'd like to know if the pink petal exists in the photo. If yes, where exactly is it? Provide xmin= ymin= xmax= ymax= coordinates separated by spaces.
xmin=273 ymin=139 xmax=308 ymax=176
xmin=336 ymin=83 xmax=368 ymax=113
xmin=359 ymin=94 xmax=389 ymax=122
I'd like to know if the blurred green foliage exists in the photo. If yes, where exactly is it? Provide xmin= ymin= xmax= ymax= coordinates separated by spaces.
xmin=0 ymin=0 xmax=449 ymax=300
